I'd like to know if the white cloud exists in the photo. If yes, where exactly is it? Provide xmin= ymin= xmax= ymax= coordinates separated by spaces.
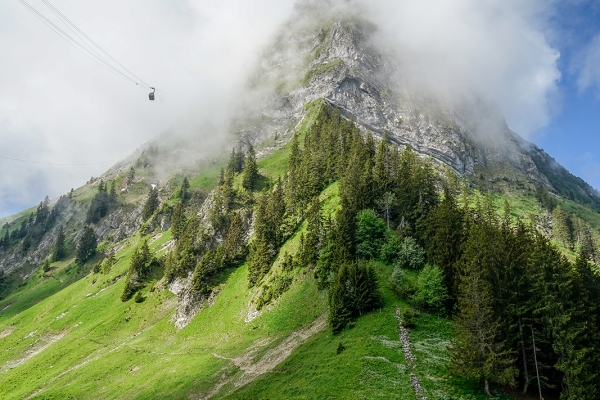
xmin=0 ymin=0 xmax=568 ymax=216
xmin=362 ymin=0 xmax=561 ymax=136
xmin=0 ymin=0 xmax=295 ymax=217
xmin=577 ymin=32 xmax=600 ymax=94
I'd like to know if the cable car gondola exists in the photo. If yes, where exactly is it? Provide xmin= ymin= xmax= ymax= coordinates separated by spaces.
xmin=149 ymin=87 xmax=155 ymax=101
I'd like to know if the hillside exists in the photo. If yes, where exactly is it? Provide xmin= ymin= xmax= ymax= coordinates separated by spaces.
xmin=1 ymin=3 xmax=600 ymax=400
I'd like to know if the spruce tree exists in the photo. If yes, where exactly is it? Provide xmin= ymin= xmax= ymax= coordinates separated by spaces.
xmin=51 ymin=225 xmax=66 ymax=262
xmin=552 ymin=205 xmax=572 ymax=249
xmin=171 ymin=201 xmax=187 ymax=241
xmin=180 ymin=176 xmax=190 ymax=201
xmin=450 ymin=238 xmax=517 ymax=395
xmin=142 ymin=186 xmax=160 ymax=222
xmin=223 ymin=212 xmax=246 ymax=266
xmin=76 ymin=226 xmax=97 ymax=264
xmin=241 ymin=145 xmax=259 ymax=191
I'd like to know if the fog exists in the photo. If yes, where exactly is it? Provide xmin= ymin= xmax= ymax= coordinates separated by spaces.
xmin=0 ymin=0 xmax=588 ymax=217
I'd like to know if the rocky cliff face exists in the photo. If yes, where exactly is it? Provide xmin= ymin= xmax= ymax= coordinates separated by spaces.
xmin=233 ymin=2 xmax=599 ymax=205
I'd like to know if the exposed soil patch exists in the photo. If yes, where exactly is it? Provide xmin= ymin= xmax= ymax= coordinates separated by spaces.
xmin=0 ymin=327 xmax=14 ymax=339
xmin=202 ymin=313 xmax=327 ymax=398
xmin=1 ymin=331 xmax=65 ymax=373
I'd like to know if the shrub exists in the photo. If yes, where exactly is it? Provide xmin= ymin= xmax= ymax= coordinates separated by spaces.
xmin=336 ymin=342 xmax=346 ymax=354
xmin=379 ymin=231 xmax=402 ymax=264
xmin=134 ymin=291 xmax=144 ymax=303
xmin=413 ymin=264 xmax=448 ymax=313
xmin=396 ymin=237 xmax=425 ymax=270
xmin=355 ymin=209 xmax=387 ymax=259
xmin=402 ymin=308 xmax=415 ymax=328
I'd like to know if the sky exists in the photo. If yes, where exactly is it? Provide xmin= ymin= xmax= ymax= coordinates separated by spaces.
xmin=1 ymin=0 xmax=600 ymax=218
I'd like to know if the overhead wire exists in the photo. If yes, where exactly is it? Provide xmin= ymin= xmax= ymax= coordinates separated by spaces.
xmin=16 ymin=0 xmax=140 ymax=86
xmin=41 ymin=0 xmax=152 ymax=88
xmin=0 ymin=154 xmax=113 ymax=166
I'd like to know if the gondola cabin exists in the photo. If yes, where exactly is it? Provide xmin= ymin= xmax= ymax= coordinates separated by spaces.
xmin=149 ymin=87 xmax=155 ymax=101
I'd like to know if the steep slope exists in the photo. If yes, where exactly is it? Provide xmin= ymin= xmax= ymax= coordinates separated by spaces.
xmin=1 ymin=2 xmax=600 ymax=399
xmin=235 ymin=1 xmax=599 ymax=208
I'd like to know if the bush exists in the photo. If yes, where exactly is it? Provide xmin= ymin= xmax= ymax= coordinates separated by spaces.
xmin=336 ymin=342 xmax=346 ymax=354
xmin=134 ymin=291 xmax=144 ymax=303
xmin=396 ymin=237 xmax=425 ymax=270
xmin=355 ymin=209 xmax=387 ymax=259
xmin=391 ymin=266 xmax=406 ymax=288
xmin=379 ymin=232 xmax=402 ymax=264
xmin=402 ymin=308 xmax=415 ymax=328
xmin=413 ymin=264 xmax=448 ymax=313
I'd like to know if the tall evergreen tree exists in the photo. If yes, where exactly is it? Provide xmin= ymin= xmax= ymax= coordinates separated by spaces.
xmin=142 ymin=186 xmax=160 ymax=222
xmin=241 ymin=145 xmax=259 ymax=191
xmin=180 ymin=177 xmax=190 ymax=201
xmin=51 ymin=225 xmax=66 ymax=262
xmin=76 ymin=226 xmax=97 ymax=264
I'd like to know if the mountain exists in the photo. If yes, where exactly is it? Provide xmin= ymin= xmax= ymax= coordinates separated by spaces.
xmin=1 ymin=2 xmax=600 ymax=399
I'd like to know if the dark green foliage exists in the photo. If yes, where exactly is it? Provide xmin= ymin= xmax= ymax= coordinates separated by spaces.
xmin=552 ymin=205 xmax=572 ymax=249
xmin=180 ymin=176 xmax=190 ymax=201
xmin=87 ymin=180 xmax=117 ymax=223
xmin=164 ymin=217 xmax=202 ymax=281
xmin=241 ymin=145 xmax=259 ymax=191
xmin=328 ymin=262 xmax=382 ymax=334
xmin=134 ymin=291 xmax=144 ymax=303
xmin=76 ymin=226 xmax=97 ymax=264
xmin=413 ymin=265 xmax=448 ymax=313
xmin=424 ymin=183 xmax=464 ymax=302
xmin=450 ymin=235 xmax=518 ymax=394
xmin=127 ymin=167 xmax=135 ymax=185
xmin=142 ymin=186 xmax=160 ymax=222
xmin=535 ymin=185 xmax=557 ymax=212
xmin=401 ymin=308 xmax=415 ymax=328
xmin=222 ymin=212 xmax=247 ymax=267
xmin=51 ymin=225 xmax=67 ymax=262
xmin=299 ymin=196 xmax=323 ymax=267
xmin=255 ymin=275 xmax=293 ymax=310
xmin=379 ymin=231 xmax=402 ymax=264
xmin=42 ymin=259 xmax=51 ymax=274
xmin=121 ymin=241 xmax=154 ymax=301
xmin=192 ymin=248 xmax=224 ymax=295
xmin=247 ymin=183 xmax=286 ymax=286
xmin=171 ymin=201 xmax=187 ymax=241
xmin=336 ymin=342 xmax=346 ymax=354
xmin=355 ymin=209 xmax=386 ymax=260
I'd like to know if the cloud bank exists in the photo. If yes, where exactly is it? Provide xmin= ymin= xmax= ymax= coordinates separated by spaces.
xmin=0 ymin=0 xmax=295 ymax=217
xmin=1 ymin=0 xmax=590 ymax=217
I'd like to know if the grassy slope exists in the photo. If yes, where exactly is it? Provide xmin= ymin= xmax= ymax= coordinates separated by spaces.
xmin=1 ymin=101 xmax=572 ymax=399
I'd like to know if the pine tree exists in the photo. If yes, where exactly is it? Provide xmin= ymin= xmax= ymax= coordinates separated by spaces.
xmin=127 ymin=166 xmax=135 ymax=185
xmin=142 ymin=186 xmax=160 ymax=222
xmin=355 ymin=209 xmax=386 ymax=260
xmin=450 ymin=238 xmax=517 ymax=395
xmin=121 ymin=241 xmax=154 ymax=301
xmin=552 ymin=205 xmax=572 ymax=249
xmin=300 ymin=196 xmax=323 ymax=267
xmin=223 ymin=212 xmax=247 ymax=266
xmin=180 ymin=177 xmax=190 ymax=201
xmin=76 ymin=226 xmax=97 ymax=264
xmin=241 ymin=145 xmax=259 ymax=191
xmin=51 ymin=225 xmax=66 ymax=262
xmin=171 ymin=201 xmax=187 ymax=242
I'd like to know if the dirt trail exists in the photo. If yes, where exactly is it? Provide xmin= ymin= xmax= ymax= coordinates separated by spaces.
xmin=1 ymin=332 xmax=65 ymax=374
xmin=0 ymin=327 xmax=14 ymax=339
xmin=203 ymin=314 xmax=327 ymax=398
xmin=396 ymin=308 xmax=426 ymax=400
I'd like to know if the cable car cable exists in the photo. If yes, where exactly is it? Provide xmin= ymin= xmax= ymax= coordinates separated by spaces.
xmin=41 ymin=0 xmax=152 ymax=88
xmin=16 ymin=0 xmax=139 ymax=85
xmin=0 ymin=154 xmax=113 ymax=166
